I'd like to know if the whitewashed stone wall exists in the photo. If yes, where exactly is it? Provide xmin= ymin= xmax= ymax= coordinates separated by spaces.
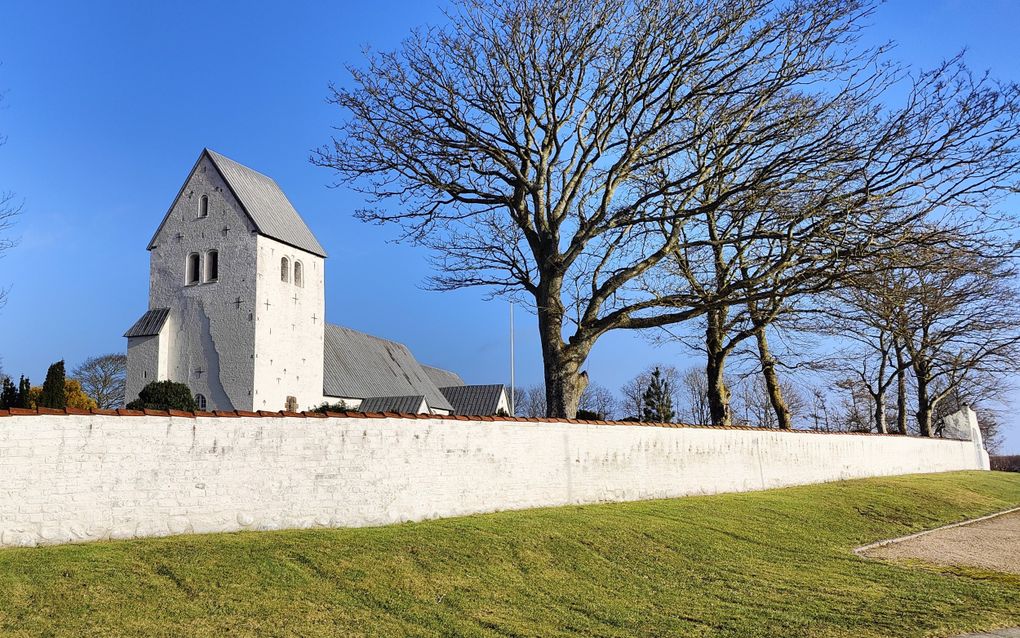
xmin=0 ymin=412 xmax=988 ymax=548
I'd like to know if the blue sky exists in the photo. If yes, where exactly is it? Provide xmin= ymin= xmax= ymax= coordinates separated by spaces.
xmin=1 ymin=0 xmax=1018 ymax=452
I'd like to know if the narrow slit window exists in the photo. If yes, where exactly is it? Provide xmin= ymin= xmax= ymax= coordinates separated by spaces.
xmin=281 ymin=257 xmax=290 ymax=282
xmin=294 ymin=261 xmax=303 ymax=288
xmin=187 ymin=253 xmax=200 ymax=284
xmin=205 ymin=250 xmax=219 ymax=282
xmin=199 ymin=195 xmax=209 ymax=218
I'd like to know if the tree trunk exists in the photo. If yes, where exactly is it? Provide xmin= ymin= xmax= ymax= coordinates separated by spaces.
xmin=873 ymin=346 xmax=889 ymax=434
xmin=754 ymin=326 xmax=792 ymax=430
xmin=894 ymin=340 xmax=908 ymax=435
xmin=706 ymin=309 xmax=732 ymax=426
xmin=543 ymin=356 xmax=587 ymax=419
xmin=537 ymin=285 xmax=589 ymax=418
xmin=914 ymin=360 xmax=933 ymax=437
xmin=873 ymin=392 xmax=888 ymax=434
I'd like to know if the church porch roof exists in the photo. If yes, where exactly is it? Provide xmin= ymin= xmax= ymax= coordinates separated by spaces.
xmin=124 ymin=308 xmax=171 ymax=338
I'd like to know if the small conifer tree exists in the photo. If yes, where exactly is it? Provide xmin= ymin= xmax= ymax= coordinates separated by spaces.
xmin=38 ymin=361 xmax=67 ymax=409
xmin=642 ymin=367 xmax=675 ymax=423
xmin=0 ymin=377 xmax=17 ymax=408
xmin=16 ymin=375 xmax=31 ymax=408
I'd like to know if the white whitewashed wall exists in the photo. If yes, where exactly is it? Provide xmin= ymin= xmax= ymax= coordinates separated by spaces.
xmin=0 ymin=411 xmax=988 ymax=547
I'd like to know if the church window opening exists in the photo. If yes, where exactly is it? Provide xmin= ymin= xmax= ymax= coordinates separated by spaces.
xmin=205 ymin=250 xmax=219 ymax=282
xmin=199 ymin=195 xmax=209 ymax=218
xmin=294 ymin=261 xmax=303 ymax=288
xmin=186 ymin=253 xmax=201 ymax=285
xmin=281 ymin=257 xmax=290 ymax=282
xmin=194 ymin=393 xmax=207 ymax=410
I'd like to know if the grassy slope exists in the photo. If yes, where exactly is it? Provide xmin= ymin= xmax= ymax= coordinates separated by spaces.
xmin=1 ymin=472 xmax=1018 ymax=638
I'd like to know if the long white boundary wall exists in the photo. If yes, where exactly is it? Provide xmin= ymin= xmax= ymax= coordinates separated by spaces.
xmin=0 ymin=410 xmax=989 ymax=547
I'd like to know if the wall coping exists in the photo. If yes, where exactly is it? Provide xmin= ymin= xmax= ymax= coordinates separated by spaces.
xmin=0 ymin=406 xmax=958 ymax=438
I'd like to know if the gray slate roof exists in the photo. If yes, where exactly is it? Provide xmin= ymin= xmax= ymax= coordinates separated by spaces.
xmin=322 ymin=324 xmax=454 ymax=412
xmin=149 ymin=149 xmax=327 ymax=258
xmin=358 ymin=395 xmax=427 ymax=414
xmin=439 ymin=384 xmax=507 ymax=416
xmin=124 ymin=308 xmax=170 ymax=338
xmin=422 ymin=365 xmax=465 ymax=388
xmin=206 ymin=150 xmax=326 ymax=257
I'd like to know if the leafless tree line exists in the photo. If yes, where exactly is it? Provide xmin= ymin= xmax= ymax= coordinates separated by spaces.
xmin=806 ymin=234 xmax=1020 ymax=444
xmin=320 ymin=0 xmax=1020 ymax=426
xmin=517 ymin=363 xmax=808 ymax=427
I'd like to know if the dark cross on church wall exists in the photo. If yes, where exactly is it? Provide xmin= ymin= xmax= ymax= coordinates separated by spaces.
xmin=292 ymin=294 xmax=299 ymax=305
xmin=311 ymin=313 xmax=317 ymax=324
xmin=222 ymin=226 xmax=230 ymax=236
xmin=233 ymin=296 xmax=243 ymax=309
xmin=264 ymin=299 xmax=272 ymax=311
xmin=194 ymin=367 xmax=204 ymax=377
xmin=174 ymin=232 xmax=184 ymax=242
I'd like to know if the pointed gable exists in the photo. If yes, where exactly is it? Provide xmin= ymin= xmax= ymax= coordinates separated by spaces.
xmin=422 ymin=365 xmax=465 ymax=388
xmin=148 ymin=149 xmax=327 ymax=258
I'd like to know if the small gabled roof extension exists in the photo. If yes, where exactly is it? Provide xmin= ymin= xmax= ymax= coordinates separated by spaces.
xmin=358 ymin=395 xmax=428 ymax=414
xmin=124 ymin=308 xmax=170 ymax=338
xmin=439 ymin=384 xmax=507 ymax=416
xmin=148 ymin=149 xmax=327 ymax=258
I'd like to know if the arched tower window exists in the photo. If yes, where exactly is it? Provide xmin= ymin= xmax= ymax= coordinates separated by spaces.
xmin=194 ymin=393 xmax=207 ymax=410
xmin=199 ymin=195 xmax=209 ymax=218
xmin=186 ymin=253 xmax=201 ymax=285
xmin=280 ymin=256 xmax=290 ymax=282
xmin=205 ymin=250 xmax=219 ymax=282
xmin=294 ymin=261 xmax=303 ymax=288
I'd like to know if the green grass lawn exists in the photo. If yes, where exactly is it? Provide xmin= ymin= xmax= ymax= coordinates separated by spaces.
xmin=1 ymin=472 xmax=1018 ymax=637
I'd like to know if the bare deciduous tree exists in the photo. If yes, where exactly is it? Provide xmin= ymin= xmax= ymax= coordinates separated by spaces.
xmin=652 ymin=49 xmax=1020 ymax=427
xmin=815 ymin=259 xmax=915 ymax=433
xmin=895 ymin=245 xmax=1020 ymax=436
xmin=515 ymin=384 xmax=547 ymax=418
xmin=807 ymin=386 xmax=834 ymax=432
xmin=734 ymin=373 xmax=803 ymax=428
xmin=511 ymin=385 xmax=526 ymax=417
xmin=619 ymin=376 xmax=646 ymax=421
xmin=72 ymin=353 xmax=128 ymax=409
xmin=830 ymin=376 xmax=876 ymax=433
xmin=317 ymin=0 xmax=1020 ymax=417
xmin=578 ymin=382 xmax=617 ymax=419
xmin=676 ymin=367 xmax=711 ymax=425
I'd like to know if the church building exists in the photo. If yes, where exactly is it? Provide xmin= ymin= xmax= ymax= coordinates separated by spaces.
xmin=124 ymin=149 xmax=509 ymax=415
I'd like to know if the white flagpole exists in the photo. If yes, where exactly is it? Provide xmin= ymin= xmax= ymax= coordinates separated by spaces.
xmin=509 ymin=302 xmax=515 ymax=416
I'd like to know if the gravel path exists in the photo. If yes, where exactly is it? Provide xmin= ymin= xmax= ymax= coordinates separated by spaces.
xmin=860 ymin=510 xmax=1020 ymax=638
xmin=861 ymin=510 xmax=1020 ymax=574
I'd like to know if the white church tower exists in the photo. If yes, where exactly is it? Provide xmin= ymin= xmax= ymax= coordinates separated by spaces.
xmin=125 ymin=149 xmax=326 ymax=412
